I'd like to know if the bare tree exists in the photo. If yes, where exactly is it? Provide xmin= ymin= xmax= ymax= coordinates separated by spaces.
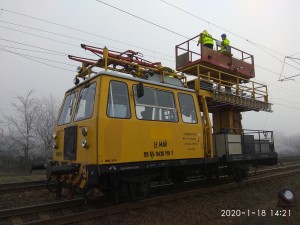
xmin=5 ymin=90 xmax=41 ymax=171
xmin=275 ymin=131 xmax=300 ymax=156
xmin=34 ymin=95 xmax=59 ymax=158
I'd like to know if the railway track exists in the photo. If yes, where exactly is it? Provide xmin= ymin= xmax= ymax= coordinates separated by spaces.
xmin=278 ymin=155 xmax=300 ymax=163
xmin=1 ymin=166 xmax=299 ymax=225
xmin=0 ymin=180 xmax=48 ymax=194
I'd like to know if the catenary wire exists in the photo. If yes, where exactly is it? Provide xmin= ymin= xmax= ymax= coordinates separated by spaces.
xmin=0 ymin=25 xmax=80 ymax=47
xmin=1 ymin=5 xmax=300 ymax=96
xmin=0 ymin=21 xmax=175 ymax=63
xmin=159 ymin=0 xmax=300 ymax=77
xmin=159 ymin=0 xmax=287 ymax=57
xmin=0 ymin=6 xmax=297 ymax=78
xmin=0 ymin=48 xmax=77 ymax=67
xmin=0 ymin=38 xmax=68 ymax=55
xmin=0 ymin=7 xmax=174 ymax=59
xmin=0 ymin=48 xmax=75 ymax=72
xmin=95 ymin=0 xmax=190 ymax=40
xmin=0 ymin=44 xmax=66 ymax=56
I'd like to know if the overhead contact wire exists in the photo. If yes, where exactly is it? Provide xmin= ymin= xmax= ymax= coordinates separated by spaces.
xmin=0 ymin=7 xmax=173 ymax=59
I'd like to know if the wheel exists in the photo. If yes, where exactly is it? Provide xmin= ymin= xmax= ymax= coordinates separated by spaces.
xmin=119 ymin=181 xmax=150 ymax=201
xmin=170 ymin=169 xmax=187 ymax=183
xmin=232 ymin=167 xmax=248 ymax=182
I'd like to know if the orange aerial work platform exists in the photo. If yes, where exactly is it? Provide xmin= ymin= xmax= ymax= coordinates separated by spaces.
xmin=176 ymin=33 xmax=255 ymax=81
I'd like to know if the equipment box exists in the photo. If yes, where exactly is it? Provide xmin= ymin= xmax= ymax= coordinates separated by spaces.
xmin=213 ymin=134 xmax=242 ymax=157
xmin=255 ymin=140 xmax=271 ymax=153
xmin=242 ymin=135 xmax=255 ymax=154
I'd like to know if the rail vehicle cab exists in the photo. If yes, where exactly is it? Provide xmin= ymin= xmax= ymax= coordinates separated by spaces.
xmin=47 ymin=43 xmax=277 ymax=201
xmin=49 ymin=70 xmax=213 ymax=200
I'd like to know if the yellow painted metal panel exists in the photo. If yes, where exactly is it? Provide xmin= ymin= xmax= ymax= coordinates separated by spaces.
xmin=52 ymin=77 xmax=100 ymax=165
xmin=98 ymin=76 xmax=205 ymax=164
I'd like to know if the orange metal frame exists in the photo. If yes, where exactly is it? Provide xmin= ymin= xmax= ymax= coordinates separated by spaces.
xmin=175 ymin=33 xmax=255 ymax=79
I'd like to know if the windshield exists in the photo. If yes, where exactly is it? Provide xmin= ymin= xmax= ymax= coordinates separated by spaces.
xmin=57 ymin=92 xmax=77 ymax=125
xmin=74 ymin=82 xmax=96 ymax=121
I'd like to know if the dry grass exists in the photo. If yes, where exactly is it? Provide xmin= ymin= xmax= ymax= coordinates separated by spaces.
xmin=0 ymin=170 xmax=46 ymax=183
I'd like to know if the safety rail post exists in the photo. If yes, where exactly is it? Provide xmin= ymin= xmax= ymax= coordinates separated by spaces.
xmin=207 ymin=71 xmax=211 ymax=81
xmin=187 ymin=40 xmax=190 ymax=62
xmin=264 ymin=85 xmax=269 ymax=103
xmin=103 ymin=47 xmax=108 ymax=71
xmin=218 ymin=71 xmax=221 ymax=92
xmin=200 ymin=96 xmax=213 ymax=158
xmin=251 ymin=54 xmax=255 ymax=71
xmin=200 ymin=33 xmax=203 ymax=62
xmin=252 ymin=82 xmax=256 ymax=99
xmin=236 ymin=77 xmax=240 ymax=96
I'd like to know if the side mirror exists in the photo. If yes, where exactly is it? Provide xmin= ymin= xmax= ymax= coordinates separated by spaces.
xmin=137 ymin=82 xmax=144 ymax=98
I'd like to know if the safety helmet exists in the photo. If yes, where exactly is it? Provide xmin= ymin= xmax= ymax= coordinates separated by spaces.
xmin=221 ymin=33 xmax=226 ymax=38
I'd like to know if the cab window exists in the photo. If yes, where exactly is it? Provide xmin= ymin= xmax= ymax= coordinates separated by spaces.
xmin=57 ymin=92 xmax=77 ymax=125
xmin=74 ymin=82 xmax=96 ymax=121
xmin=178 ymin=93 xmax=198 ymax=123
xmin=107 ymin=81 xmax=131 ymax=118
xmin=134 ymin=86 xmax=178 ymax=122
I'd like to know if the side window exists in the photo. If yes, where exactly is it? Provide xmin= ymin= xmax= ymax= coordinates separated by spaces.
xmin=57 ymin=92 xmax=77 ymax=125
xmin=107 ymin=81 xmax=131 ymax=118
xmin=74 ymin=82 xmax=96 ymax=121
xmin=134 ymin=86 xmax=178 ymax=122
xmin=178 ymin=93 xmax=198 ymax=123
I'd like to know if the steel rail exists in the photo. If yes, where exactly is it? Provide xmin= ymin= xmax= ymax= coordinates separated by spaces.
xmin=1 ymin=168 xmax=299 ymax=225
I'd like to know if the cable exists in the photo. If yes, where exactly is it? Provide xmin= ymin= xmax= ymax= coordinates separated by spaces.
xmin=0 ymin=21 xmax=175 ymax=63
xmin=0 ymin=44 xmax=66 ymax=56
xmin=1 ymin=6 xmax=296 ymax=75
xmin=255 ymin=64 xmax=281 ymax=76
xmin=0 ymin=25 xmax=79 ymax=47
xmin=95 ymin=0 xmax=190 ymax=39
xmin=261 ymin=112 xmax=270 ymax=130
xmin=289 ymin=51 xmax=300 ymax=57
xmin=271 ymin=98 xmax=300 ymax=105
xmin=0 ymin=48 xmax=75 ymax=72
xmin=273 ymin=102 xmax=300 ymax=110
xmin=0 ymin=49 xmax=77 ymax=67
xmin=278 ymin=74 xmax=300 ymax=82
xmin=159 ymin=0 xmax=300 ymax=74
xmin=0 ymin=38 xmax=68 ymax=55
xmin=159 ymin=0 xmax=287 ymax=57
xmin=0 ymin=7 xmax=173 ymax=59
xmin=253 ymin=78 xmax=300 ymax=97
xmin=95 ymin=0 xmax=300 ymax=77
xmin=287 ymin=57 xmax=300 ymax=66
xmin=1 ymin=6 xmax=299 ymax=89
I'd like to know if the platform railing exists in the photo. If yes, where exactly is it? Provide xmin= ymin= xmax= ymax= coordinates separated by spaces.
xmin=185 ymin=63 xmax=269 ymax=104
xmin=176 ymin=33 xmax=254 ymax=67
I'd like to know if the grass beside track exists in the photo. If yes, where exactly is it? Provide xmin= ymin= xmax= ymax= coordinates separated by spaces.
xmin=0 ymin=171 xmax=46 ymax=184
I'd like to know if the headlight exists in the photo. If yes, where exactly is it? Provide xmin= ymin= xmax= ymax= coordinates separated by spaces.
xmin=82 ymin=138 xmax=88 ymax=148
xmin=53 ymin=140 xmax=58 ymax=149
xmin=82 ymin=127 xmax=88 ymax=137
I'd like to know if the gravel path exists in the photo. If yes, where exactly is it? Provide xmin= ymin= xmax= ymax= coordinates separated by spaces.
xmin=0 ymin=190 xmax=56 ymax=210
xmin=1 ymin=173 xmax=299 ymax=225
xmin=84 ymin=173 xmax=300 ymax=225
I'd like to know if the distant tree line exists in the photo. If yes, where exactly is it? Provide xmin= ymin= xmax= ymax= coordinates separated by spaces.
xmin=0 ymin=90 xmax=59 ymax=172
xmin=275 ymin=132 xmax=300 ymax=156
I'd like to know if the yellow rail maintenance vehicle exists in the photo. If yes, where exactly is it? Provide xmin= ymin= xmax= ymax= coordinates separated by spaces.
xmin=47 ymin=33 xmax=277 ymax=201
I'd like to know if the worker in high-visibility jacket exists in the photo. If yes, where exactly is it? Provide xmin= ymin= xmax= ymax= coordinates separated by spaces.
xmin=197 ymin=30 xmax=214 ymax=49
xmin=220 ymin=33 xmax=230 ymax=53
